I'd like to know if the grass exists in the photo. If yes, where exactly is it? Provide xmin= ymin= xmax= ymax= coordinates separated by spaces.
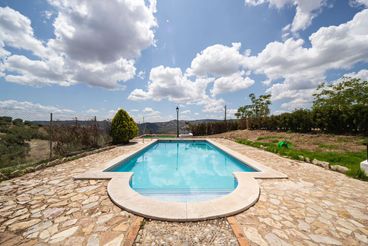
xmin=256 ymin=135 xmax=285 ymax=141
xmin=236 ymin=139 xmax=368 ymax=181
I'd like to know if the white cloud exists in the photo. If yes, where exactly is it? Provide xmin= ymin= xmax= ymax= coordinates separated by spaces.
xmin=0 ymin=100 xmax=75 ymax=120
xmin=49 ymin=0 xmax=156 ymax=63
xmin=0 ymin=1 xmax=157 ymax=88
xmin=137 ymin=70 xmax=145 ymax=79
xmin=188 ymin=43 xmax=244 ymax=76
xmin=341 ymin=69 xmax=368 ymax=81
xmin=129 ymin=66 xmax=209 ymax=102
xmin=245 ymin=9 xmax=368 ymax=101
xmin=280 ymin=97 xmax=312 ymax=111
xmin=0 ymin=7 xmax=47 ymax=58
xmin=128 ymin=65 xmax=226 ymax=113
xmin=245 ymin=0 xmax=327 ymax=33
xmin=86 ymin=108 xmax=98 ymax=114
xmin=350 ymin=0 xmax=368 ymax=7
xmin=211 ymin=72 xmax=254 ymax=96
xmin=130 ymin=107 xmax=163 ymax=122
xmin=3 ymin=55 xmax=74 ymax=86
xmin=42 ymin=10 xmax=54 ymax=21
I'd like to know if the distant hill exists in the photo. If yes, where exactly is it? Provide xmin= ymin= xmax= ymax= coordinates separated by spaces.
xmin=32 ymin=119 xmax=222 ymax=134
xmin=138 ymin=119 xmax=221 ymax=134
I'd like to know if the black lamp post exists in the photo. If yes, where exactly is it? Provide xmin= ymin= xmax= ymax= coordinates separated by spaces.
xmin=176 ymin=106 xmax=179 ymax=138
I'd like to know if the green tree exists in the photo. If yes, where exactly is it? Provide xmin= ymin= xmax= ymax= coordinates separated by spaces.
xmin=312 ymin=78 xmax=368 ymax=133
xmin=313 ymin=78 xmax=368 ymax=109
xmin=110 ymin=109 xmax=138 ymax=144
xmin=235 ymin=93 xmax=271 ymax=119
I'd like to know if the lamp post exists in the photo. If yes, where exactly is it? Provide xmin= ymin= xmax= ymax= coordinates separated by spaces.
xmin=176 ymin=106 xmax=179 ymax=138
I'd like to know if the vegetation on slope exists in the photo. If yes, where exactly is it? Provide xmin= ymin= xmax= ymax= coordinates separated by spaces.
xmin=236 ymin=138 xmax=367 ymax=181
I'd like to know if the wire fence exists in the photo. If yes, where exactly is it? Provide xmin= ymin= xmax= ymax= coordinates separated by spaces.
xmin=0 ymin=113 xmax=112 ymax=177
xmin=46 ymin=113 xmax=112 ymax=159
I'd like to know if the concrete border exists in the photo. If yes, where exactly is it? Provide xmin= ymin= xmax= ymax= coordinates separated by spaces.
xmin=74 ymin=139 xmax=287 ymax=221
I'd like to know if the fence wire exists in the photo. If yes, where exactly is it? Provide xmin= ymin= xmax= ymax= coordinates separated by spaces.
xmin=0 ymin=113 xmax=112 ymax=174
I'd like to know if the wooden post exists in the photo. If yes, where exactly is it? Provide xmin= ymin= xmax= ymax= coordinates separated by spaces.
xmin=49 ymin=113 xmax=53 ymax=159
xmin=94 ymin=116 xmax=97 ymax=146
xmin=224 ymin=105 xmax=227 ymax=122
xmin=142 ymin=116 xmax=145 ymax=143
xmin=224 ymin=105 xmax=227 ymax=131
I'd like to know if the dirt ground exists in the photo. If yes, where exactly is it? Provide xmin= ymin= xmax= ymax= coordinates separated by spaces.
xmin=26 ymin=139 xmax=50 ymax=162
xmin=208 ymin=130 xmax=366 ymax=152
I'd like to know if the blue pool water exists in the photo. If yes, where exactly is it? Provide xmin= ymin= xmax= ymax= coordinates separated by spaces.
xmin=107 ymin=140 xmax=257 ymax=201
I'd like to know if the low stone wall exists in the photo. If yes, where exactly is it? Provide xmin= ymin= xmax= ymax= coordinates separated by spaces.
xmin=297 ymin=155 xmax=349 ymax=174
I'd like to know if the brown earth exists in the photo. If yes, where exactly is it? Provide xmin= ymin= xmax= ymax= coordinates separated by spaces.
xmin=207 ymin=130 xmax=366 ymax=152
xmin=26 ymin=139 xmax=50 ymax=162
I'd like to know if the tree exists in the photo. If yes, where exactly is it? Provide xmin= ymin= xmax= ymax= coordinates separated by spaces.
xmin=313 ymin=78 xmax=368 ymax=109
xmin=110 ymin=109 xmax=138 ymax=144
xmin=312 ymin=78 xmax=368 ymax=133
xmin=235 ymin=93 xmax=271 ymax=119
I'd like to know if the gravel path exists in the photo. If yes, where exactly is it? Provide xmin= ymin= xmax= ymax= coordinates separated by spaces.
xmin=134 ymin=218 xmax=238 ymax=246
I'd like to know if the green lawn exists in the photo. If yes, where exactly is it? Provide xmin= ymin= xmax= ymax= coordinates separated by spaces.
xmin=236 ymin=139 xmax=367 ymax=181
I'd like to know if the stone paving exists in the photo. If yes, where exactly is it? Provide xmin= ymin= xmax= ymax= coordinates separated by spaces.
xmin=1 ymin=138 xmax=368 ymax=245
xmin=214 ymin=139 xmax=368 ymax=246
xmin=0 ymin=142 xmax=146 ymax=246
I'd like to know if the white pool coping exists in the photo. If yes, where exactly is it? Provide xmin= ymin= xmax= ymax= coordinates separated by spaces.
xmin=74 ymin=139 xmax=287 ymax=221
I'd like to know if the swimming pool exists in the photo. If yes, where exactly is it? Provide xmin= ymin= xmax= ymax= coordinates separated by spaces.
xmin=107 ymin=140 xmax=257 ymax=202
xmin=75 ymin=139 xmax=286 ymax=220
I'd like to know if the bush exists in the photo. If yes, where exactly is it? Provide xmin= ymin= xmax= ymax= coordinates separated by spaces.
xmin=110 ymin=109 xmax=138 ymax=144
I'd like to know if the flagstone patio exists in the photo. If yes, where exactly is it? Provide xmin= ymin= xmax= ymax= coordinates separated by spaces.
xmin=0 ymin=138 xmax=367 ymax=245
xmin=215 ymin=138 xmax=368 ymax=246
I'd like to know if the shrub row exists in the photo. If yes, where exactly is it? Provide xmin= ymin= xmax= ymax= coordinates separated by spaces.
xmin=189 ymin=107 xmax=368 ymax=136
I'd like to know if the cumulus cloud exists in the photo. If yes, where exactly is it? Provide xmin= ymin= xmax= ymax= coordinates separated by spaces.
xmin=0 ymin=7 xmax=48 ymax=58
xmin=0 ymin=100 xmax=75 ymax=120
xmin=211 ymin=72 xmax=254 ymax=96
xmin=130 ymin=66 xmax=211 ymax=103
xmin=128 ymin=65 xmax=226 ymax=113
xmin=245 ymin=0 xmax=327 ymax=33
xmin=128 ymin=107 xmax=163 ymax=122
xmin=188 ymin=43 xmax=244 ymax=76
xmin=129 ymin=9 xmax=368 ymax=114
xmin=280 ymin=97 xmax=312 ymax=111
xmin=3 ymin=55 xmax=74 ymax=86
xmin=128 ymin=42 xmax=256 ymax=113
xmin=0 ymin=1 xmax=157 ymax=88
xmin=49 ymin=0 xmax=156 ymax=63
xmin=341 ymin=69 xmax=368 ymax=81
xmin=245 ymin=9 xmax=368 ymax=101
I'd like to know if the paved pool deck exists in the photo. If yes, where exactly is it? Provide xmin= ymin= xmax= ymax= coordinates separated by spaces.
xmin=215 ymin=138 xmax=368 ymax=246
xmin=0 ymin=138 xmax=367 ymax=245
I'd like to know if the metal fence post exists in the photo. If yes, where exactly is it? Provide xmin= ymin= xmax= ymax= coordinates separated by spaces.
xmin=49 ymin=113 xmax=53 ymax=159
xmin=94 ymin=116 xmax=97 ymax=146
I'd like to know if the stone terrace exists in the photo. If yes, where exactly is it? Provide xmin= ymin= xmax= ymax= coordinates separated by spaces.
xmin=0 ymin=138 xmax=367 ymax=245
xmin=214 ymin=139 xmax=368 ymax=246
xmin=0 ymin=142 xmax=146 ymax=245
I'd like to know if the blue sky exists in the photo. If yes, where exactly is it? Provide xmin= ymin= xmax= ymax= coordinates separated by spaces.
xmin=0 ymin=0 xmax=367 ymax=122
